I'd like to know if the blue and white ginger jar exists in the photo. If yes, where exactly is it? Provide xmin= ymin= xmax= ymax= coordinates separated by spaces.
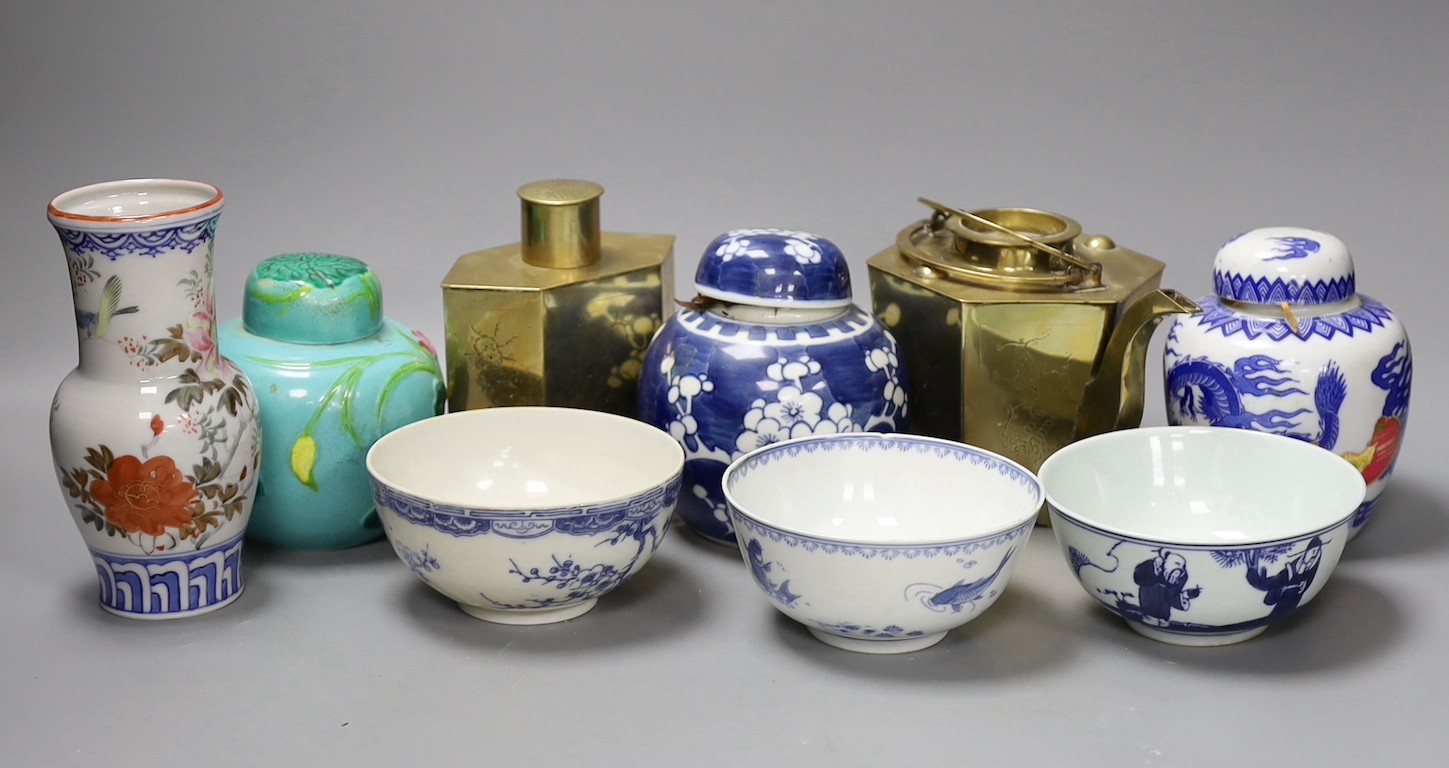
xmin=1163 ymin=227 xmax=1411 ymax=537
xmin=638 ymin=229 xmax=909 ymax=544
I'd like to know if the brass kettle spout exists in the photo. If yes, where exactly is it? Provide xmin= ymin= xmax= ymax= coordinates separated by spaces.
xmin=1074 ymin=289 xmax=1201 ymax=440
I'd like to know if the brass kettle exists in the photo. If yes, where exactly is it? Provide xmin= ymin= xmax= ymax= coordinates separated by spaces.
xmin=868 ymin=200 xmax=1200 ymax=481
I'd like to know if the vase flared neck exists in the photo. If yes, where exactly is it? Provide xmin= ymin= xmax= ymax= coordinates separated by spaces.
xmin=50 ymin=179 xmax=229 ymax=381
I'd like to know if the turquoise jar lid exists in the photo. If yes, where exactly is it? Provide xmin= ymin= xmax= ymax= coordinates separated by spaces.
xmin=242 ymin=253 xmax=383 ymax=344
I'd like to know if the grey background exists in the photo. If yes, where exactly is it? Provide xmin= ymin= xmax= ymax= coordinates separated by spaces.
xmin=2 ymin=1 xmax=1446 ymax=765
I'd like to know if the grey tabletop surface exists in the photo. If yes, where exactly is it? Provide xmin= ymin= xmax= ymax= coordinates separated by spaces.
xmin=2 ymin=2 xmax=1447 ymax=765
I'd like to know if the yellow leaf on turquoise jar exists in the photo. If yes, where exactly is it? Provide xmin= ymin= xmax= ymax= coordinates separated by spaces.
xmin=291 ymin=434 xmax=318 ymax=490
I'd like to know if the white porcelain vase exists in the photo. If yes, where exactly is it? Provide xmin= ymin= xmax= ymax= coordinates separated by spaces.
xmin=48 ymin=179 xmax=261 ymax=619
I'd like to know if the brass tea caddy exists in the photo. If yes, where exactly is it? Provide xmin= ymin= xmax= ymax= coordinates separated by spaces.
xmin=868 ymin=199 xmax=1200 ymax=488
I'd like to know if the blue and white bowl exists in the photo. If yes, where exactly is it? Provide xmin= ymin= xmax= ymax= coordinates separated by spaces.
xmin=366 ymin=407 xmax=683 ymax=624
xmin=722 ymin=434 xmax=1041 ymax=654
xmin=1041 ymin=426 xmax=1365 ymax=646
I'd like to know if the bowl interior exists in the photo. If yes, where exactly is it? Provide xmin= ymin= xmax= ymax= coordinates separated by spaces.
xmin=725 ymin=436 xmax=1042 ymax=543
xmin=1040 ymin=427 xmax=1366 ymax=544
xmin=367 ymin=407 xmax=683 ymax=509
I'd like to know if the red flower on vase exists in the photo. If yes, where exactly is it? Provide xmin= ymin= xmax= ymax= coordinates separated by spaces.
xmin=89 ymin=455 xmax=198 ymax=537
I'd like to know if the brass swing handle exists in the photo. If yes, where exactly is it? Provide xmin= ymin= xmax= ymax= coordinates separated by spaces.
xmin=917 ymin=197 xmax=1103 ymax=279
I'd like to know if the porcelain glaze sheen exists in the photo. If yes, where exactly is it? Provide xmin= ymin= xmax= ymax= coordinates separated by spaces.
xmin=366 ymin=407 xmax=683 ymax=624
xmin=723 ymin=434 xmax=1040 ymax=654
xmin=1163 ymin=228 xmax=1410 ymax=537
xmin=638 ymin=230 xmax=909 ymax=544
xmin=220 ymin=253 xmax=445 ymax=550
xmin=48 ymin=179 xmax=261 ymax=619
xmin=1042 ymin=427 xmax=1365 ymax=646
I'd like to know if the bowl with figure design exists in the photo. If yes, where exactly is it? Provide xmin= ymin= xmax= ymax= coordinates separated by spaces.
xmin=1040 ymin=426 xmax=1365 ymax=646
xmin=366 ymin=407 xmax=683 ymax=625
xmin=722 ymin=433 xmax=1042 ymax=654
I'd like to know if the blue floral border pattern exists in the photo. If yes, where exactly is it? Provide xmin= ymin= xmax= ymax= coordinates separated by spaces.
xmin=1189 ymin=295 xmax=1393 ymax=342
xmin=56 ymin=217 xmax=218 ymax=261
xmin=675 ymin=306 xmax=878 ymax=345
xmin=373 ymin=477 xmax=682 ymax=538
xmin=90 ymin=533 xmax=244 ymax=616
xmin=730 ymin=435 xmax=1040 ymax=497
xmin=1213 ymin=271 xmax=1355 ymax=306
xmin=735 ymin=514 xmax=1032 ymax=560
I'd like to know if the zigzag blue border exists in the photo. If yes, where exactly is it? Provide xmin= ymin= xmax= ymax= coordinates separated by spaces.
xmin=1191 ymin=295 xmax=1395 ymax=341
xmin=1213 ymin=271 xmax=1355 ymax=306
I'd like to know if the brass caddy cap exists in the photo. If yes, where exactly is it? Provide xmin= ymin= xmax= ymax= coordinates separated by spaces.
xmin=518 ymin=179 xmax=604 ymax=269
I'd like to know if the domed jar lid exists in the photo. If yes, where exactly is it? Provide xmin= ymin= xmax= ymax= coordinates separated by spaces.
xmin=1212 ymin=227 xmax=1356 ymax=307
xmin=243 ymin=253 xmax=383 ymax=344
xmin=693 ymin=229 xmax=853 ymax=308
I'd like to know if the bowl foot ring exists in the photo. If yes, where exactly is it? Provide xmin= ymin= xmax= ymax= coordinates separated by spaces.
xmin=1126 ymin=620 xmax=1268 ymax=647
xmin=807 ymin=628 xmax=948 ymax=654
xmin=458 ymin=598 xmax=598 ymax=625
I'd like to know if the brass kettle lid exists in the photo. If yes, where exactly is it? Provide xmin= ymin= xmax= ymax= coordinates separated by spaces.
xmin=897 ymin=199 xmax=1105 ymax=292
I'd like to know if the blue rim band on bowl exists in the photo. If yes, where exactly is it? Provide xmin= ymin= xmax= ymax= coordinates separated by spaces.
xmin=723 ymin=433 xmax=1043 ymax=546
xmin=1039 ymin=426 xmax=1365 ymax=546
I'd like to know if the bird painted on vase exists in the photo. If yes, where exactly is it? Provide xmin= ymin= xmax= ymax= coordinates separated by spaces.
xmin=76 ymin=275 xmax=139 ymax=339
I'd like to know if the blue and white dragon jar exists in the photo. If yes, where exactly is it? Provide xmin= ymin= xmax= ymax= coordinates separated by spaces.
xmin=1163 ymin=227 xmax=1411 ymax=537
xmin=638 ymin=229 xmax=910 ymax=544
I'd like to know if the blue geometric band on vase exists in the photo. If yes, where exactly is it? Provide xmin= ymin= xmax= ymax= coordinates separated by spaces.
xmin=91 ymin=533 xmax=244 ymax=616
xmin=56 ymin=217 xmax=218 ymax=261
xmin=1213 ymin=272 xmax=1355 ymax=306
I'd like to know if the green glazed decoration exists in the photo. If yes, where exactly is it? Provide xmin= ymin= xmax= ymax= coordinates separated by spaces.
xmin=219 ymin=253 xmax=444 ymax=549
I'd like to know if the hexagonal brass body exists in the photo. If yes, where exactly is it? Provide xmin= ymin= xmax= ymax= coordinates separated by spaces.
xmin=442 ymin=233 xmax=674 ymax=416
xmin=867 ymin=206 xmax=1196 ymax=479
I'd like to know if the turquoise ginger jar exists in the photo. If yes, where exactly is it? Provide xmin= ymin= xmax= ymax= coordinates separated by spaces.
xmin=220 ymin=253 xmax=445 ymax=549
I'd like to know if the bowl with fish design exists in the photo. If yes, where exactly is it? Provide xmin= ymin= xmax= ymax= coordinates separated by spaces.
xmin=722 ymin=433 xmax=1042 ymax=654
xmin=366 ymin=406 xmax=683 ymax=624
xmin=1040 ymin=426 xmax=1365 ymax=646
